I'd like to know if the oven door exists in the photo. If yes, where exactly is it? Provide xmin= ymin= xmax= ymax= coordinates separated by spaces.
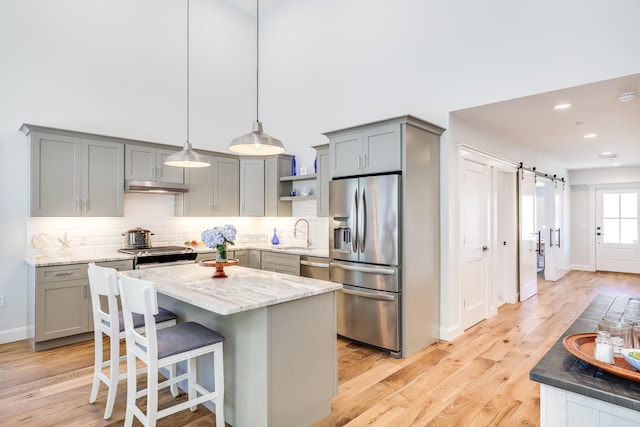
xmin=336 ymin=284 xmax=400 ymax=355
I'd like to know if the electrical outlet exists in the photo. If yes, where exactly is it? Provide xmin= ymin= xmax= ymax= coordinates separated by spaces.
xmin=0 ymin=295 xmax=4 ymax=308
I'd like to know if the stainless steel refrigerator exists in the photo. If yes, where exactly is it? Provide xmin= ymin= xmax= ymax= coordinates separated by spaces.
xmin=329 ymin=174 xmax=402 ymax=356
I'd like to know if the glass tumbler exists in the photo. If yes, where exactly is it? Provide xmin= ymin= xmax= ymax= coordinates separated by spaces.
xmin=598 ymin=319 xmax=632 ymax=358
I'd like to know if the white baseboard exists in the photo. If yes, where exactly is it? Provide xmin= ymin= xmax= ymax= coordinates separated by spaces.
xmin=439 ymin=323 xmax=461 ymax=342
xmin=568 ymin=264 xmax=595 ymax=272
xmin=0 ymin=326 xmax=28 ymax=344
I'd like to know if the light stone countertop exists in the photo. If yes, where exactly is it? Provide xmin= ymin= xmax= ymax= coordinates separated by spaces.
xmin=24 ymin=251 xmax=134 ymax=267
xmin=26 ymin=244 xmax=329 ymax=267
xmin=119 ymin=263 xmax=341 ymax=315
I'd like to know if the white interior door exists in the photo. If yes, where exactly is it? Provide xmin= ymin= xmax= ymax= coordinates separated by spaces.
xmin=461 ymin=158 xmax=489 ymax=330
xmin=544 ymin=182 xmax=565 ymax=280
xmin=596 ymin=188 xmax=640 ymax=273
xmin=495 ymin=170 xmax=517 ymax=305
xmin=519 ymin=170 xmax=537 ymax=301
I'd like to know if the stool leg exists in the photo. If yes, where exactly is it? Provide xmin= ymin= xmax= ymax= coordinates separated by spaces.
xmin=214 ymin=345 xmax=225 ymax=426
xmin=103 ymin=336 xmax=120 ymax=419
xmin=89 ymin=332 xmax=103 ymax=405
xmin=147 ymin=362 xmax=159 ymax=426
xmin=189 ymin=357 xmax=197 ymax=412
xmin=123 ymin=352 xmax=136 ymax=427
xmin=169 ymin=363 xmax=178 ymax=397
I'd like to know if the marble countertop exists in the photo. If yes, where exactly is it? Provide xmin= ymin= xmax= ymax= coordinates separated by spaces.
xmin=25 ymin=244 xmax=329 ymax=267
xmin=530 ymin=293 xmax=640 ymax=411
xmin=119 ymin=263 xmax=341 ymax=316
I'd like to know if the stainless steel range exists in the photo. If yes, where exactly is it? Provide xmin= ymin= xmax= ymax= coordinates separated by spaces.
xmin=119 ymin=246 xmax=197 ymax=269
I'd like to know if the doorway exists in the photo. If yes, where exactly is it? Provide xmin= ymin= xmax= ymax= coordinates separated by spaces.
xmin=595 ymin=188 xmax=640 ymax=273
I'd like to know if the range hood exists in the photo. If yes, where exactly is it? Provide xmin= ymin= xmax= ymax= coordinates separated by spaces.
xmin=124 ymin=180 xmax=188 ymax=194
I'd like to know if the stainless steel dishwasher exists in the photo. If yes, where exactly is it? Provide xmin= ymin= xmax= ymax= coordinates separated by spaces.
xmin=299 ymin=255 xmax=330 ymax=280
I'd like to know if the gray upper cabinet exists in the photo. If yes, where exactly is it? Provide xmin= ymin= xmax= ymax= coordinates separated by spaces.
xmin=125 ymin=144 xmax=184 ymax=184
xmin=314 ymin=144 xmax=329 ymax=217
xmin=265 ymin=156 xmax=293 ymax=217
xmin=240 ymin=159 xmax=265 ymax=216
xmin=327 ymin=122 xmax=402 ymax=178
xmin=24 ymin=126 xmax=124 ymax=217
xmin=183 ymin=155 xmax=239 ymax=216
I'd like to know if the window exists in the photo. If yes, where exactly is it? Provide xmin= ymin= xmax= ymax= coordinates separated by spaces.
xmin=602 ymin=192 xmax=638 ymax=244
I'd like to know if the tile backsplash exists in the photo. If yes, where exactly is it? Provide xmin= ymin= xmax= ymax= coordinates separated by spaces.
xmin=26 ymin=193 xmax=328 ymax=257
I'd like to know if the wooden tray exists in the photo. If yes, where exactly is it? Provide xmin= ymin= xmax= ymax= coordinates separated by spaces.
xmin=199 ymin=259 xmax=239 ymax=278
xmin=562 ymin=333 xmax=640 ymax=381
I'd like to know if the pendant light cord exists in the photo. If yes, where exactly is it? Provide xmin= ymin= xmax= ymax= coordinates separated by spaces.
xmin=186 ymin=0 xmax=190 ymax=144
xmin=256 ymin=0 xmax=259 ymax=123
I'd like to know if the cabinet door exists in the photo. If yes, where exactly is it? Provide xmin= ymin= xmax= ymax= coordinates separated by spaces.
xmin=125 ymin=144 xmax=155 ymax=181
xmin=315 ymin=145 xmax=330 ymax=217
xmin=31 ymin=132 xmax=82 ymax=216
xmin=183 ymin=155 xmax=215 ymax=216
xmin=362 ymin=123 xmax=402 ymax=174
xmin=265 ymin=157 xmax=293 ymax=217
xmin=82 ymin=139 xmax=124 ymax=216
xmin=240 ymin=159 xmax=265 ymax=216
xmin=330 ymin=131 xmax=362 ymax=178
xmin=235 ymin=249 xmax=249 ymax=267
xmin=157 ymin=148 xmax=185 ymax=184
xmin=36 ymin=278 xmax=90 ymax=341
xmin=249 ymin=249 xmax=262 ymax=269
xmin=212 ymin=157 xmax=239 ymax=216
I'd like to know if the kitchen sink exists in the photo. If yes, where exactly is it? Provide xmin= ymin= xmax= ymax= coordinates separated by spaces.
xmin=276 ymin=246 xmax=311 ymax=251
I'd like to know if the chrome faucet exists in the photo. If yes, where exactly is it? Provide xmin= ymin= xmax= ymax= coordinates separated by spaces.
xmin=294 ymin=218 xmax=311 ymax=247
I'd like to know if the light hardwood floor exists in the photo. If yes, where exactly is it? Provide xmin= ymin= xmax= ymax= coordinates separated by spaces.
xmin=2 ymin=270 xmax=640 ymax=426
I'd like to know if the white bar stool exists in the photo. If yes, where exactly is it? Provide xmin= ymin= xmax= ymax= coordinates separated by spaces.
xmin=87 ymin=262 xmax=178 ymax=419
xmin=118 ymin=275 xmax=225 ymax=427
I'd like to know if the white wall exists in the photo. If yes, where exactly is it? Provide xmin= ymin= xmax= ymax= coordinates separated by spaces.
xmin=1 ymin=0 xmax=640 ymax=343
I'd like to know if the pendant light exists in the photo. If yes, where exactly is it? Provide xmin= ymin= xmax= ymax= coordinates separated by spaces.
xmin=165 ymin=0 xmax=210 ymax=168
xmin=228 ymin=0 xmax=285 ymax=155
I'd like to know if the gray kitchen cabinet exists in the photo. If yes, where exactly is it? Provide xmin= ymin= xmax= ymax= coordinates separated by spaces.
xmin=249 ymin=249 xmax=262 ymax=269
xmin=125 ymin=144 xmax=184 ymax=184
xmin=22 ymin=125 xmax=124 ymax=217
xmin=240 ymin=159 xmax=265 ymax=216
xmin=182 ymin=155 xmax=239 ymax=216
xmin=234 ymin=249 xmax=249 ymax=267
xmin=265 ymin=156 xmax=293 ymax=217
xmin=328 ymin=121 xmax=402 ymax=178
xmin=29 ymin=259 xmax=133 ymax=350
xmin=261 ymin=251 xmax=300 ymax=276
xmin=314 ymin=144 xmax=330 ymax=217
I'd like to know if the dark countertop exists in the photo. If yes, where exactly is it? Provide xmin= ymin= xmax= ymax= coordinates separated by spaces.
xmin=530 ymin=293 xmax=640 ymax=411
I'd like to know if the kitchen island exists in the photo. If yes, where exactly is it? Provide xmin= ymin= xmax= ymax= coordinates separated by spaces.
xmin=530 ymin=293 xmax=640 ymax=426
xmin=120 ymin=263 xmax=341 ymax=427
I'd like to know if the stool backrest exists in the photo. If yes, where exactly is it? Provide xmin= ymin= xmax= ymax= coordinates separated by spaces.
xmin=87 ymin=262 xmax=120 ymax=337
xmin=118 ymin=275 xmax=160 ymax=361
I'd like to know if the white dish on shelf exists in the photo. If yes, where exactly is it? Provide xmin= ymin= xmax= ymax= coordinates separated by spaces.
xmin=300 ymin=186 xmax=311 ymax=196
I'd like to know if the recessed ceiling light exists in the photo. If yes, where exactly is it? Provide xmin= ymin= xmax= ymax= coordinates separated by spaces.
xmin=583 ymin=133 xmax=597 ymax=139
xmin=598 ymin=152 xmax=617 ymax=160
xmin=618 ymin=92 xmax=636 ymax=102
xmin=554 ymin=103 xmax=572 ymax=110
xmin=612 ymin=162 xmax=621 ymax=166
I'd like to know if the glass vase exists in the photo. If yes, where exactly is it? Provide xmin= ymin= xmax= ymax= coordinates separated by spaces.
xmin=216 ymin=243 xmax=228 ymax=262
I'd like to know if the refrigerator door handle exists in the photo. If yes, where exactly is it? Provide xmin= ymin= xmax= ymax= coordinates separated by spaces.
xmin=341 ymin=287 xmax=396 ymax=301
xmin=330 ymin=262 xmax=396 ymax=275
xmin=361 ymin=188 xmax=367 ymax=252
xmin=352 ymin=188 xmax=358 ymax=253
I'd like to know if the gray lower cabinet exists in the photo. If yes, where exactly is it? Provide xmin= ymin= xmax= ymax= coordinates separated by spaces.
xmin=29 ymin=259 xmax=133 ymax=350
xmin=327 ymin=121 xmax=402 ymax=178
xmin=22 ymin=125 xmax=125 ymax=217
xmin=125 ymin=144 xmax=184 ymax=184
xmin=249 ymin=249 xmax=262 ymax=269
xmin=261 ymin=251 xmax=300 ymax=276
xmin=182 ymin=155 xmax=239 ymax=216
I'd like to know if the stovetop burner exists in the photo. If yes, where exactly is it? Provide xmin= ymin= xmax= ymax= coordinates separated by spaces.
xmin=119 ymin=246 xmax=194 ymax=255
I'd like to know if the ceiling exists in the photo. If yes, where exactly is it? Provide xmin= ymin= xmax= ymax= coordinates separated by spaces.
xmin=453 ymin=73 xmax=640 ymax=171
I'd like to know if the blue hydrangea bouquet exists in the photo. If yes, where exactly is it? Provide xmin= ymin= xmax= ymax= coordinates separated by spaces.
xmin=202 ymin=224 xmax=237 ymax=262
